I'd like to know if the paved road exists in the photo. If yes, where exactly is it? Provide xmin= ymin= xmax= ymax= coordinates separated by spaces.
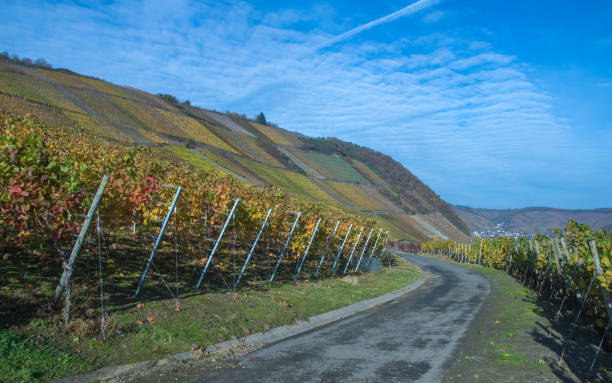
xmin=193 ymin=255 xmax=491 ymax=382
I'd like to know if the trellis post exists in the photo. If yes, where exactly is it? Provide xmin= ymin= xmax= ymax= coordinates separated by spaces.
xmin=588 ymin=240 xmax=612 ymax=326
xmin=560 ymin=237 xmax=585 ymax=300
xmin=331 ymin=224 xmax=352 ymax=275
xmin=195 ymin=199 xmax=240 ymax=290
xmin=295 ymin=218 xmax=322 ymax=279
xmin=343 ymin=227 xmax=364 ymax=274
xmin=585 ymin=240 xmax=612 ymax=379
xmin=234 ymin=208 xmax=272 ymax=290
xmin=354 ymin=228 xmax=373 ymax=272
xmin=550 ymin=238 xmax=574 ymax=317
xmin=270 ymin=212 xmax=300 ymax=282
xmin=54 ymin=175 xmax=109 ymax=306
xmin=377 ymin=231 xmax=389 ymax=259
xmin=134 ymin=185 xmax=183 ymax=297
xmin=315 ymin=220 xmax=340 ymax=277
xmin=532 ymin=240 xmax=542 ymax=289
xmin=367 ymin=228 xmax=383 ymax=261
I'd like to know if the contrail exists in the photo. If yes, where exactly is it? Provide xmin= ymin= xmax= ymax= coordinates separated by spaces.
xmin=320 ymin=0 xmax=439 ymax=48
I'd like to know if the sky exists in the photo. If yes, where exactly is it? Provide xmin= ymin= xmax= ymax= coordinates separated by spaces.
xmin=1 ymin=0 xmax=611 ymax=209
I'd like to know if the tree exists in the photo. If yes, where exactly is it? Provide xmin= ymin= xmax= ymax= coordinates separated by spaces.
xmin=157 ymin=93 xmax=178 ymax=103
xmin=255 ymin=112 xmax=267 ymax=125
xmin=34 ymin=58 xmax=52 ymax=68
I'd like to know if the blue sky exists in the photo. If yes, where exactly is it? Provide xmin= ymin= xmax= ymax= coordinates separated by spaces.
xmin=2 ymin=0 xmax=611 ymax=209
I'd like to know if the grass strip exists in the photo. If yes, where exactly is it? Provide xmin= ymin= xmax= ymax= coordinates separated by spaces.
xmin=435 ymin=258 xmax=612 ymax=383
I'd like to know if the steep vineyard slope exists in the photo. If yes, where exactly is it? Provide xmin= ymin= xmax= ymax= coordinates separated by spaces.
xmin=0 ymin=57 xmax=469 ymax=241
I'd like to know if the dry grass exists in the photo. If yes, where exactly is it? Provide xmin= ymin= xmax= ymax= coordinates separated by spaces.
xmin=341 ymin=275 xmax=359 ymax=285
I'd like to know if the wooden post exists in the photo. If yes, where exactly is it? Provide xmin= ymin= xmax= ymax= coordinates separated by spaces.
xmin=550 ymin=238 xmax=561 ymax=274
xmin=533 ymin=240 xmax=542 ymax=289
xmin=588 ymin=240 xmax=612 ymax=327
xmin=53 ymin=175 xmax=109 ymax=306
xmin=551 ymin=238 xmax=574 ymax=295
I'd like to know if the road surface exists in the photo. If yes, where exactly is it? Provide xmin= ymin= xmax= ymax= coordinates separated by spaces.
xmin=192 ymin=254 xmax=491 ymax=382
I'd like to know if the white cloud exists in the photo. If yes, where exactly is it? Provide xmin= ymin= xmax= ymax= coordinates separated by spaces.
xmin=423 ymin=10 xmax=444 ymax=23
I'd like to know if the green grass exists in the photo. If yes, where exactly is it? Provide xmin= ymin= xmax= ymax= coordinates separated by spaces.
xmin=0 ymin=329 xmax=98 ymax=383
xmin=293 ymin=149 xmax=367 ymax=183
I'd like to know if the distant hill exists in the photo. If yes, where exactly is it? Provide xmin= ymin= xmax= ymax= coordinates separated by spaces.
xmin=454 ymin=205 xmax=612 ymax=235
xmin=0 ymin=56 xmax=469 ymax=242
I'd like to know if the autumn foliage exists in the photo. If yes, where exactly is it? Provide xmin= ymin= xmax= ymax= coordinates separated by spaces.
xmin=0 ymin=112 xmax=382 ymax=270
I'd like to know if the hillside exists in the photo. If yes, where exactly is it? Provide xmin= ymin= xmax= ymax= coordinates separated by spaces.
xmin=454 ymin=205 xmax=612 ymax=235
xmin=0 ymin=56 xmax=468 ymax=242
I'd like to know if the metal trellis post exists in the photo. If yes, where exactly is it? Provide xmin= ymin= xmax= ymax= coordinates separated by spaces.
xmin=378 ymin=231 xmax=389 ymax=259
xmin=295 ymin=218 xmax=322 ymax=279
xmin=331 ymin=224 xmax=352 ymax=275
xmin=234 ymin=208 xmax=272 ymax=290
xmin=367 ymin=228 xmax=383 ymax=261
xmin=270 ymin=212 xmax=301 ymax=282
xmin=354 ymin=228 xmax=373 ymax=272
xmin=343 ymin=226 xmax=364 ymax=275
xmin=315 ymin=220 xmax=340 ymax=277
xmin=134 ymin=185 xmax=183 ymax=298
xmin=195 ymin=199 xmax=240 ymax=290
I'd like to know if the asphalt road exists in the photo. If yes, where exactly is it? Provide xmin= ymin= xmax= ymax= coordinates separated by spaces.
xmin=193 ymin=254 xmax=491 ymax=382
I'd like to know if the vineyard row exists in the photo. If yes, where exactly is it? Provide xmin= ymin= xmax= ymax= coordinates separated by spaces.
xmin=419 ymin=222 xmax=611 ymax=379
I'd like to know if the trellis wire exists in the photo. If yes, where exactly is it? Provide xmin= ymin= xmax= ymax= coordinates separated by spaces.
xmin=96 ymin=213 xmax=107 ymax=339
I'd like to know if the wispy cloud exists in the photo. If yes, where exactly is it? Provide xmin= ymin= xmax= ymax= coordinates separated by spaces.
xmin=320 ymin=0 xmax=439 ymax=48
xmin=423 ymin=10 xmax=445 ymax=23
